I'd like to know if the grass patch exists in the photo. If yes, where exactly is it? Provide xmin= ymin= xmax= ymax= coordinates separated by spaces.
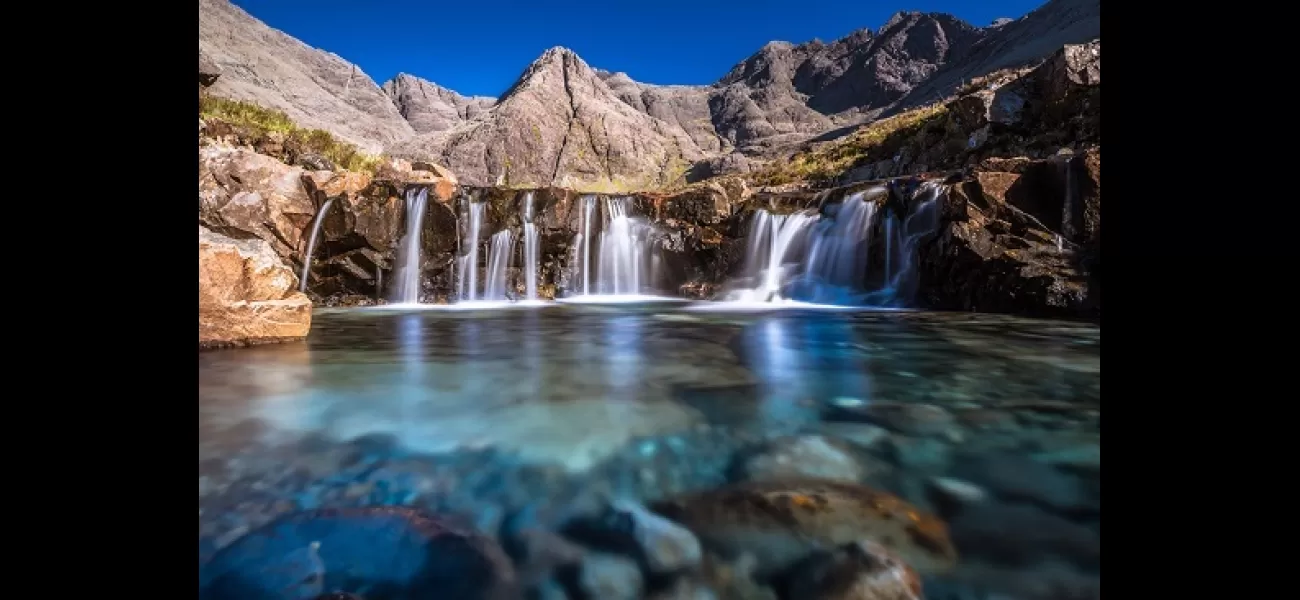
xmin=749 ymin=104 xmax=950 ymax=187
xmin=199 ymin=96 xmax=383 ymax=173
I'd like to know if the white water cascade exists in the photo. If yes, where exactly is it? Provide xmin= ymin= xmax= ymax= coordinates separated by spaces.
xmin=484 ymin=230 xmax=516 ymax=300
xmin=456 ymin=202 xmax=485 ymax=301
xmin=299 ymin=198 xmax=335 ymax=293
xmin=724 ymin=180 xmax=944 ymax=307
xmin=521 ymin=192 xmax=540 ymax=301
xmin=596 ymin=197 xmax=654 ymax=295
xmin=726 ymin=210 xmax=817 ymax=303
xmin=575 ymin=195 xmax=597 ymax=295
xmin=390 ymin=187 xmax=430 ymax=304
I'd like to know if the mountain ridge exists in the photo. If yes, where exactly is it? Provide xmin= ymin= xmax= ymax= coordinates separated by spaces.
xmin=198 ymin=0 xmax=1100 ymax=187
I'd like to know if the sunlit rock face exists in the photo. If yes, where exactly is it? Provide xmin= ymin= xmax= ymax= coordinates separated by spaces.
xmin=198 ymin=225 xmax=313 ymax=349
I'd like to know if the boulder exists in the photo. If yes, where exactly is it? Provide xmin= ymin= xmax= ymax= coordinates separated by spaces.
xmin=199 ymin=225 xmax=312 ymax=349
xmin=198 ymin=50 xmax=222 ymax=88
xmin=198 ymin=506 xmax=517 ymax=600
xmin=374 ymin=157 xmax=459 ymax=202
xmin=199 ymin=146 xmax=316 ymax=263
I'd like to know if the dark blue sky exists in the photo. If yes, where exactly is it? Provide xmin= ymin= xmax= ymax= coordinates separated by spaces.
xmin=230 ymin=0 xmax=1045 ymax=98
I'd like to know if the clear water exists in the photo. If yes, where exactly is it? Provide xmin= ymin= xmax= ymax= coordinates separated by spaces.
xmin=199 ymin=306 xmax=1099 ymax=597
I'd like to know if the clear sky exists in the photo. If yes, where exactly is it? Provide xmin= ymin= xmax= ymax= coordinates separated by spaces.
xmin=229 ymin=0 xmax=1047 ymax=98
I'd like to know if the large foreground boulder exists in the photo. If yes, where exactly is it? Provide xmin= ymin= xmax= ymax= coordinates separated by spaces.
xmin=199 ymin=225 xmax=312 ymax=349
xmin=198 ymin=506 xmax=517 ymax=600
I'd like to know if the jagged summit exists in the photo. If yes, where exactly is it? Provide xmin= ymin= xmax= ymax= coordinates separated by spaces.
xmin=382 ymin=73 xmax=496 ymax=135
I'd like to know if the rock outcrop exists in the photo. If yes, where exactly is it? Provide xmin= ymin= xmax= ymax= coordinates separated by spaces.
xmin=198 ymin=225 xmax=312 ymax=349
xmin=197 ymin=0 xmax=414 ymax=153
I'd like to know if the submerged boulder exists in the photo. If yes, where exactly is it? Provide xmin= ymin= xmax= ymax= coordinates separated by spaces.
xmin=198 ymin=225 xmax=312 ymax=349
xmin=198 ymin=506 xmax=517 ymax=600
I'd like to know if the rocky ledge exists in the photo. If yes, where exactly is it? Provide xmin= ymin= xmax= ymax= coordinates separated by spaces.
xmin=198 ymin=225 xmax=313 ymax=349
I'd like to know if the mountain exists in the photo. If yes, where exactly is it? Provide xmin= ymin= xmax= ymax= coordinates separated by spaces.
xmin=382 ymin=74 xmax=496 ymax=134
xmin=387 ymin=47 xmax=706 ymax=190
xmin=197 ymin=0 xmax=413 ymax=153
xmin=197 ymin=0 xmax=1101 ymax=187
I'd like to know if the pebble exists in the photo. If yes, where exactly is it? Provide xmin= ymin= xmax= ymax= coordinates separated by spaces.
xmin=578 ymin=552 xmax=643 ymax=600
xmin=612 ymin=498 xmax=703 ymax=573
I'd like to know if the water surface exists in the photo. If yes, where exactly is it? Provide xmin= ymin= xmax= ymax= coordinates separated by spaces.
xmin=198 ymin=304 xmax=1100 ymax=596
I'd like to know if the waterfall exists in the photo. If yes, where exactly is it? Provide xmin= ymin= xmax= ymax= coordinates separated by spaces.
xmin=803 ymin=191 xmax=879 ymax=298
xmin=577 ymin=195 xmax=596 ymax=295
xmin=596 ymin=197 xmax=655 ymax=295
xmin=484 ymin=230 xmax=516 ymax=300
xmin=522 ymin=191 xmax=540 ymax=300
xmin=727 ymin=210 xmax=817 ymax=302
xmin=724 ymin=180 xmax=944 ymax=307
xmin=299 ymin=198 xmax=334 ymax=293
xmin=456 ymin=202 xmax=485 ymax=301
xmin=390 ymin=187 xmax=430 ymax=304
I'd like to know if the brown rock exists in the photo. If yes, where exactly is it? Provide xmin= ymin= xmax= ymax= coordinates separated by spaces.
xmin=373 ymin=158 xmax=459 ymax=202
xmin=785 ymin=540 xmax=923 ymax=600
xmin=650 ymin=479 xmax=957 ymax=579
xmin=198 ymin=225 xmax=312 ymax=349
xmin=199 ymin=146 xmax=315 ymax=262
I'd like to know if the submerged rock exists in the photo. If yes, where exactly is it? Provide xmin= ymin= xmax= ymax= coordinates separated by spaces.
xmin=198 ymin=506 xmax=517 ymax=600
xmin=198 ymin=225 xmax=312 ymax=349
xmin=736 ymin=435 xmax=887 ymax=484
xmin=649 ymin=479 xmax=958 ymax=580
xmin=784 ymin=540 xmax=923 ymax=600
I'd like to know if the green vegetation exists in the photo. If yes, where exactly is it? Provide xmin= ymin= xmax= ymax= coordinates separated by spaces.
xmin=750 ymin=104 xmax=952 ymax=187
xmin=198 ymin=96 xmax=382 ymax=173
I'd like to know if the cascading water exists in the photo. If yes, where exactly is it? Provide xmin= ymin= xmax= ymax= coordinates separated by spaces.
xmin=391 ymin=187 xmax=430 ymax=304
xmin=521 ymin=192 xmax=540 ymax=301
xmin=484 ymin=230 xmax=516 ymax=300
xmin=299 ymin=198 xmax=335 ymax=293
xmin=727 ymin=210 xmax=816 ymax=303
xmin=575 ymin=195 xmax=597 ymax=295
xmin=456 ymin=202 xmax=485 ymax=302
xmin=596 ymin=197 xmax=653 ymax=295
xmin=568 ymin=195 xmax=660 ymax=299
xmin=724 ymin=179 xmax=944 ymax=307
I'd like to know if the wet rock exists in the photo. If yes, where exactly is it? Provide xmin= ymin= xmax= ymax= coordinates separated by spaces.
xmin=816 ymin=423 xmax=891 ymax=451
xmin=825 ymin=401 xmax=957 ymax=438
xmin=923 ymin=477 xmax=988 ymax=521
xmin=951 ymin=453 xmax=1094 ymax=515
xmin=947 ymin=502 xmax=1100 ymax=568
xmin=785 ymin=540 xmax=923 ymax=600
xmin=645 ymin=577 xmax=720 ymax=600
xmin=883 ymin=436 xmax=951 ymax=473
xmin=556 ymin=497 xmax=702 ymax=575
xmin=198 ymin=225 xmax=312 ymax=349
xmin=198 ymin=506 xmax=517 ymax=600
xmin=650 ymin=480 xmax=957 ymax=579
xmin=576 ymin=553 xmax=643 ymax=600
xmin=737 ymin=435 xmax=887 ymax=484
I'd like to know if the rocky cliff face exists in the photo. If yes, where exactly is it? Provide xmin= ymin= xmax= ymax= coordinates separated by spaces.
xmin=197 ymin=0 xmax=414 ymax=153
xmin=197 ymin=0 xmax=1099 ymax=184
xmin=382 ymin=74 xmax=496 ymax=134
